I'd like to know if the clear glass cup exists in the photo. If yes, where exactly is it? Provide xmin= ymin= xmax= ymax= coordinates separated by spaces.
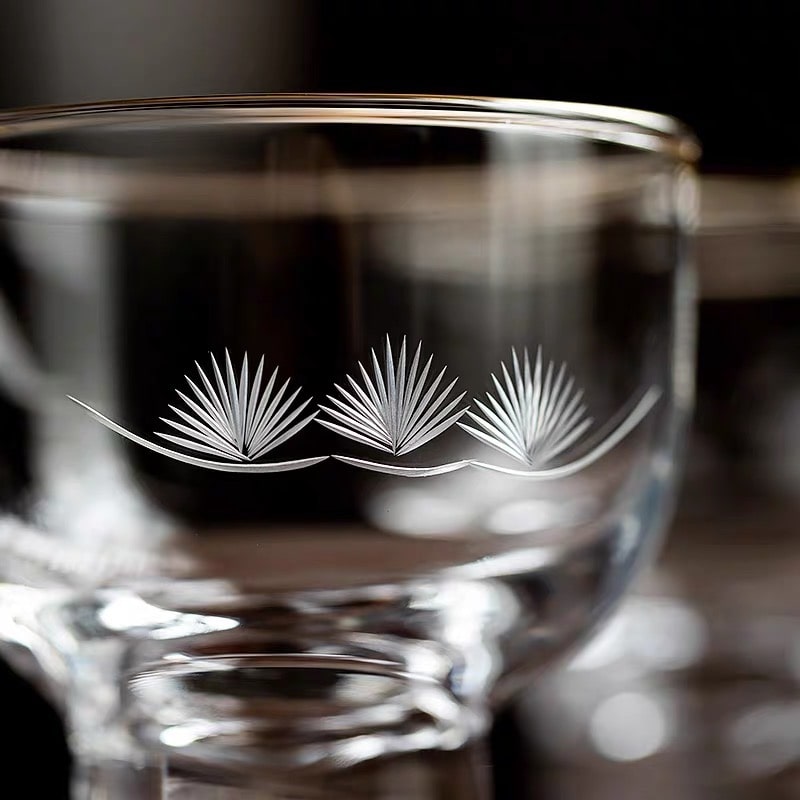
xmin=0 ymin=95 xmax=698 ymax=798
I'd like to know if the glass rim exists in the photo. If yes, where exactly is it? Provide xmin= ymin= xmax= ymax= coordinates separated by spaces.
xmin=0 ymin=93 xmax=699 ymax=160
xmin=0 ymin=93 xmax=699 ymax=219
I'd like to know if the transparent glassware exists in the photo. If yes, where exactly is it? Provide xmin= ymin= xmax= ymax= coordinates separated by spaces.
xmin=0 ymin=95 xmax=698 ymax=798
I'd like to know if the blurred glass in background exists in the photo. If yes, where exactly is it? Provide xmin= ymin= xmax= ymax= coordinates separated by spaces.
xmin=0 ymin=0 xmax=310 ymax=106
xmin=1 ymin=2 xmax=798 ymax=798
xmin=511 ymin=174 xmax=800 ymax=800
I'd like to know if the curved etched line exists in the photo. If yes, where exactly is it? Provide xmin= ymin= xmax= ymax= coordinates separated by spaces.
xmin=332 ymin=455 xmax=472 ymax=477
xmin=67 ymin=396 xmax=327 ymax=473
xmin=472 ymin=386 xmax=661 ymax=479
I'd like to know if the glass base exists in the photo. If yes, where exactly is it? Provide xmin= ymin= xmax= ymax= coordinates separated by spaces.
xmin=126 ymin=652 xmax=487 ymax=774
xmin=72 ymin=738 xmax=491 ymax=800
xmin=45 ymin=585 xmax=493 ymax=798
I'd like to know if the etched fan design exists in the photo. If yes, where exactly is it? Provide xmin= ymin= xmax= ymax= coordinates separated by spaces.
xmin=67 ymin=351 xmax=326 ymax=473
xmin=460 ymin=347 xmax=593 ymax=468
xmin=317 ymin=336 xmax=473 ymax=476
xmin=156 ymin=351 xmax=317 ymax=462
xmin=68 ymin=337 xmax=660 ymax=478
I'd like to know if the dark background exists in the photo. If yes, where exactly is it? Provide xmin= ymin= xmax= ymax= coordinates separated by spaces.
xmin=0 ymin=2 xmax=796 ymax=172
xmin=314 ymin=2 xmax=797 ymax=174
xmin=0 ymin=2 xmax=796 ymax=797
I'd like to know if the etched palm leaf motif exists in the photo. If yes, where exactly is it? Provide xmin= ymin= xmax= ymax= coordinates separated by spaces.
xmin=68 ymin=339 xmax=660 ymax=478
xmin=318 ymin=336 xmax=469 ymax=457
xmin=67 ymin=351 xmax=326 ymax=473
xmin=460 ymin=347 xmax=594 ymax=467
xmin=156 ymin=350 xmax=317 ymax=462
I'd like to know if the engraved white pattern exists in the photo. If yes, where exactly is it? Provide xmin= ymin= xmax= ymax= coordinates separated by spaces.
xmin=330 ymin=455 xmax=473 ymax=477
xmin=318 ymin=336 xmax=468 ymax=456
xmin=66 ymin=396 xmax=328 ymax=473
xmin=459 ymin=347 xmax=593 ymax=467
xmin=471 ymin=387 xmax=661 ymax=479
xmin=67 ymin=340 xmax=661 ymax=479
xmin=66 ymin=351 xmax=326 ymax=473
xmin=156 ymin=351 xmax=317 ymax=462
